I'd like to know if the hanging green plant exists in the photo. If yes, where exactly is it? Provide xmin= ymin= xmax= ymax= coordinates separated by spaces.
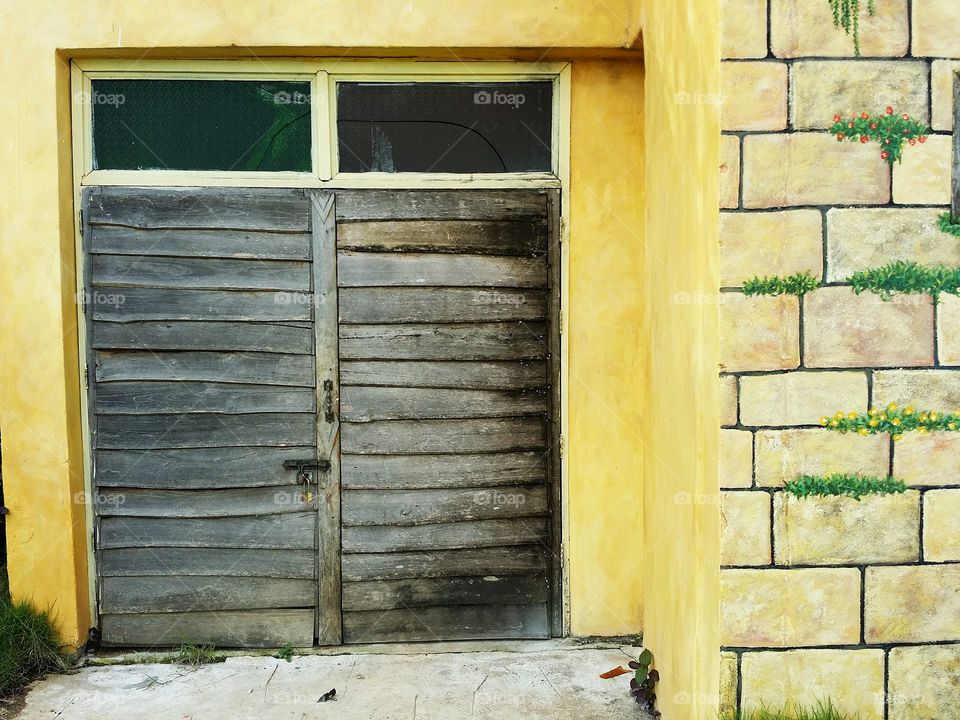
xmin=830 ymin=107 xmax=929 ymax=165
xmin=829 ymin=0 xmax=876 ymax=56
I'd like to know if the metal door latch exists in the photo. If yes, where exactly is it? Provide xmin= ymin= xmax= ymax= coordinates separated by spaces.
xmin=283 ymin=458 xmax=331 ymax=503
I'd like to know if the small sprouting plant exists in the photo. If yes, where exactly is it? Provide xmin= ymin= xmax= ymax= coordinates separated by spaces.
xmin=939 ymin=212 xmax=960 ymax=238
xmin=174 ymin=643 xmax=223 ymax=667
xmin=628 ymin=649 xmax=660 ymax=718
xmin=830 ymin=107 xmax=929 ymax=165
xmin=274 ymin=643 xmax=296 ymax=662
xmin=784 ymin=473 xmax=907 ymax=500
xmin=821 ymin=403 xmax=960 ymax=441
xmin=848 ymin=261 xmax=960 ymax=303
xmin=742 ymin=272 xmax=819 ymax=297
xmin=721 ymin=697 xmax=853 ymax=719
xmin=829 ymin=0 xmax=875 ymax=56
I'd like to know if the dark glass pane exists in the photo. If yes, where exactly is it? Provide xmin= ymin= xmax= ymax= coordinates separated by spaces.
xmin=337 ymin=82 xmax=552 ymax=173
xmin=91 ymin=80 xmax=312 ymax=172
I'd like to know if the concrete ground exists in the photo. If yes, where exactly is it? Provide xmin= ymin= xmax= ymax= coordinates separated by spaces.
xmin=15 ymin=642 xmax=642 ymax=719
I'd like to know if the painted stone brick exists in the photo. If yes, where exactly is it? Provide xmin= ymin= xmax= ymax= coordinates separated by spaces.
xmin=888 ymin=645 xmax=960 ymax=720
xmin=741 ymin=649 xmax=885 ymax=720
xmin=721 ymin=491 xmax=771 ymax=566
xmin=720 ymin=293 xmax=800 ymax=372
xmin=873 ymin=369 xmax=960 ymax=409
xmin=740 ymin=371 xmax=868 ymax=427
xmin=892 ymin=135 xmax=952 ymax=206
xmin=743 ymin=134 xmax=889 ymax=208
xmin=923 ymin=489 xmax=960 ymax=561
xmin=720 ymin=651 xmax=739 ymax=716
xmin=936 ymin=295 xmax=960 ymax=366
xmin=826 ymin=208 xmax=960 ymax=282
xmin=792 ymin=61 xmax=928 ymax=129
xmin=720 ymin=210 xmax=823 ymax=287
xmin=773 ymin=491 xmax=920 ymax=565
xmin=771 ymin=0 xmax=909 ymax=58
xmin=721 ymin=428 xmax=753 ymax=489
xmin=755 ymin=429 xmax=889 ymax=487
xmin=865 ymin=564 xmax=960 ymax=643
xmin=894 ymin=433 xmax=960 ymax=487
xmin=931 ymin=60 xmax=960 ymax=131
xmin=720 ymin=374 xmax=739 ymax=427
xmin=722 ymin=61 xmax=788 ymax=131
xmin=912 ymin=0 xmax=960 ymax=58
xmin=721 ymin=0 xmax=768 ymax=59
xmin=803 ymin=287 xmax=934 ymax=368
xmin=721 ymin=135 xmax=741 ymax=209
xmin=721 ymin=568 xmax=861 ymax=646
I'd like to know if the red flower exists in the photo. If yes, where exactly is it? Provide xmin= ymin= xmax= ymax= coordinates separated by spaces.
xmin=836 ymin=133 xmax=845 ymax=141
xmin=886 ymin=106 xmax=894 ymax=115
xmin=919 ymin=135 xmax=928 ymax=143
xmin=870 ymin=123 xmax=878 ymax=130
xmin=881 ymin=151 xmax=890 ymax=160
xmin=861 ymin=112 xmax=869 ymax=119
xmin=902 ymin=114 xmax=910 ymax=120
xmin=884 ymin=138 xmax=891 ymax=144
xmin=833 ymin=114 xmax=842 ymax=123
xmin=860 ymin=135 xmax=869 ymax=144
xmin=848 ymin=122 xmax=855 ymax=128
xmin=903 ymin=129 xmax=910 ymax=134
xmin=909 ymin=138 xmax=917 ymax=146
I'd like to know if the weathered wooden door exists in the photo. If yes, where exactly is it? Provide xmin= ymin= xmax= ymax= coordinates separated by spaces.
xmin=83 ymin=187 xmax=341 ymax=648
xmin=336 ymin=190 xmax=561 ymax=642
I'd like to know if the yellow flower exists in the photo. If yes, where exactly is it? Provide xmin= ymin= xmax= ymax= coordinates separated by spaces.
xmin=930 ymin=412 xmax=940 ymax=421
xmin=858 ymin=428 xmax=870 ymax=436
xmin=920 ymin=413 xmax=929 ymax=422
xmin=893 ymin=433 xmax=904 ymax=441
xmin=868 ymin=408 xmax=879 ymax=417
xmin=819 ymin=416 xmax=829 ymax=426
xmin=830 ymin=419 xmax=840 ymax=427
xmin=887 ymin=402 xmax=899 ymax=412
xmin=834 ymin=411 xmax=845 ymax=420
xmin=847 ymin=412 xmax=859 ymax=419
xmin=880 ymin=414 xmax=888 ymax=421
xmin=892 ymin=418 xmax=902 ymax=427
xmin=904 ymin=406 xmax=914 ymax=415
xmin=949 ymin=422 xmax=957 ymax=431
xmin=918 ymin=427 xmax=929 ymax=434
xmin=869 ymin=419 xmax=879 ymax=427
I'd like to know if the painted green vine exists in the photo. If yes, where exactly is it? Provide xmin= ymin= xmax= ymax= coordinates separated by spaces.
xmin=784 ymin=473 xmax=906 ymax=500
xmin=821 ymin=403 xmax=960 ymax=441
xmin=829 ymin=0 xmax=875 ymax=56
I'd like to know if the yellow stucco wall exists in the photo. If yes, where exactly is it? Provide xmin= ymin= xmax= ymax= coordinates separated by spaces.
xmin=0 ymin=6 xmax=719 ymax=699
xmin=641 ymin=0 xmax=722 ymax=718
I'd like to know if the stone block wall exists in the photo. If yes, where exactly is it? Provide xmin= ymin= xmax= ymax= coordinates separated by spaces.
xmin=720 ymin=1 xmax=960 ymax=717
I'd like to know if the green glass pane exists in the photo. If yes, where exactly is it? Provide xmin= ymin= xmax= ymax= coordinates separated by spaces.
xmin=91 ymin=80 xmax=312 ymax=172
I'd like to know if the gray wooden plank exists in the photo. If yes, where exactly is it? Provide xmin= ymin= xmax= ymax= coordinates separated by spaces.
xmin=341 ymin=546 xmax=549 ymax=582
xmin=96 ymin=447 xmax=316 ymax=489
xmin=342 ymin=486 xmax=550 ymax=526
xmin=90 ymin=255 xmax=311 ymax=291
xmin=97 ymin=486 xmax=310 ymax=518
xmin=95 ymin=351 xmax=315 ymax=386
xmin=341 ymin=451 xmax=547 ymax=490
xmin=342 ymin=518 xmax=549 ymax=553
xmin=340 ymin=417 xmax=546 ymax=454
xmin=97 ymin=413 xmax=316 ymax=449
xmin=93 ymin=321 xmax=314 ymax=354
xmin=341 ymin=386 xmax=547 ymax=421
xmin=89 ymin=225 xmax=312 ymax=260
xmin=96 ymin=382 xmax=316 ymax=415
xmin=339 ymin=360 xmax=547 ymax=389
xmin=99 ymin=512 xmax=316 ymax=549
xmin=545 ymin=188 xmax=562 ymax=637
xmin=90 ymin=287 xmax=312 ymax=322
xmin=336 ymin=190 xmax=547 ymax=221
xmin=336 ymin=220 xmax=547 ymax=255
xmin=339 ymin=287 xmax=547 ymax=324
xmin=337 ymin=252 xmax=547 ymax=288
xmin=311 ymin=189 xmax=343 ymax=646
xmin=87 ymin=187 xmax=310 ymax=231
xmin=342 ymin=603 xmax=549 ymax=643
xmin=342 ymin=575 xmax=550 ymax=611
xmin=100 ymin=548 xmax=316 ymax=579
xmin=338 ymin=322 xmax=548 ymax=361
xmin=100 ymin=609 xmax=314 ymax=648
xmin=101 ymin=576 xmax=316 ymax=614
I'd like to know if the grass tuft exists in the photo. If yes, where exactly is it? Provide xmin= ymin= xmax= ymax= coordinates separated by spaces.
xmin=784 ymin=473 xmax=906 ymax=501
xmin=721 ymin=698 xmax=856 ymax=720
xmin=0 ymin=578 xmax=66 ymax=696
xmin=847 ymin=260 xmax=960 ymax=303
xmin=939 ymin=211 xmax=960 ymax=238
xmin=174 ymin=643 xmax=224 ymax=667
xmin=742 ymin=272 xmax=819 ymax=298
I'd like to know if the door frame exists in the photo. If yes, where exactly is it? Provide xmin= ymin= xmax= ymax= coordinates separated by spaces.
xmin=70 ymin=59 xmax=571 ymax=639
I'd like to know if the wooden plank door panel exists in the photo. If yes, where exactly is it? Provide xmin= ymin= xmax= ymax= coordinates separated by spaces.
xmin=336 ymin=189 xmax=560 ymax=643
xmin=84 ymin=187 xmax=338 ymax=649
